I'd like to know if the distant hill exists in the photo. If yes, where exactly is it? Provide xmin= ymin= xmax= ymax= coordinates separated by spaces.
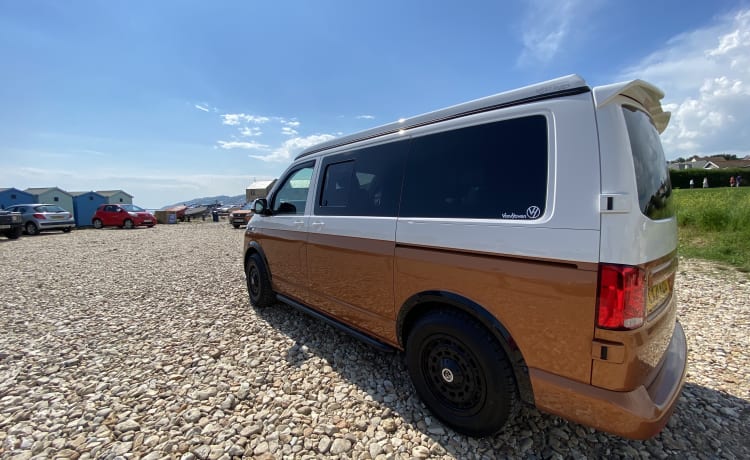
xmin=162 ymin=194 xmax=246 ymax=209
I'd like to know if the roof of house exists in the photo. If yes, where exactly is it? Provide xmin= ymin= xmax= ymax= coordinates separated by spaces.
xmin=247 ymin=180 xmax=276 ymax=189
xmin=710 ymin=159 xmax=750 ymax=169
xmin=69 ymin=191 xmax=106 ymax=198
xmin=0 ymin=187 xmax=32 ymax=194
xmin=96 ymin=190 xmax=134 ymax=198
xmin=25 ymin=187 xmax=72 ymax=196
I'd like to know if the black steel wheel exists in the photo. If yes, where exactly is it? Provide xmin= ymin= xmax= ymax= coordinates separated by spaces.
xmin=25 ymin=222 xmax=39 ymax=236
xmin=406 ymin=308 xmax=518 ymax=437
xmin=246 ymin=252 xmax=274 ymax=308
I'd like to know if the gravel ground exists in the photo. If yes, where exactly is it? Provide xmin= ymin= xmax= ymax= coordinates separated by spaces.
xmin=0 ymin=223 xmax=748 ymax=460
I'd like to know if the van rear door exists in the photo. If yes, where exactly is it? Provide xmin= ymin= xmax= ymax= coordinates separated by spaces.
xmin=592 ymin=81 xmax=679 ymax=391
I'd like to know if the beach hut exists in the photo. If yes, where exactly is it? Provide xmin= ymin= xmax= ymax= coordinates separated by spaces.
xmin=70 ymin=191 xmax=107 ymax=227
xmin=97 ymin=190 xmax=133 ymax=205
xmin=0 ymin=187 xmax=35 ymax=209
xmin=24 ymin=187 xmax=74 ymax=213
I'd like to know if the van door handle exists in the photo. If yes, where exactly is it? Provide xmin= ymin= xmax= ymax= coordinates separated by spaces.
xmin=293 ymin=220 xmax=304 ymax=227
xmin=311 ymin=221 xmax=325 ymax=230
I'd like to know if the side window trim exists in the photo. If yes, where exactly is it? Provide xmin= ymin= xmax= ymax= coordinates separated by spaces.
xmin=270 ymin=160 xmax=316 ymax=216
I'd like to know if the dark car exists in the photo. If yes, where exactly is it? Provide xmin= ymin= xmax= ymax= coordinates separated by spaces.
xmin=0 ymin=210 xmax=23 ymax=239
xmin=92 ymin=204 xmax=156 ymax=229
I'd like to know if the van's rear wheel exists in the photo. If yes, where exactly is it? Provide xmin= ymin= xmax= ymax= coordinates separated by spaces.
xmin=246 ymin=253 xmax=274 ymax=308
xmin=406 ymin=309 xmax=518 ymax=437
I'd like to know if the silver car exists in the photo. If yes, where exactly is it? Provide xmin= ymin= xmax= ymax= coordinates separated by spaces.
xmin=6 ymin=203 xmax=75 ymax=235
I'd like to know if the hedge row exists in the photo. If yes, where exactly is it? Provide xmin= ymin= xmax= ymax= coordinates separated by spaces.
xmin=669 ymin=168 xmax=747 ymax=189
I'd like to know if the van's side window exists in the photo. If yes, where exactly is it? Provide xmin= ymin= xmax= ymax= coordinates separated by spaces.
xmin=401 ymin=115 xmax=548 ymax=220
xmin=272 ymin=165 xmax=314 ymax=215
xmin=320 ymin=161 xmax=355 ymax=208
xmin=316 ymin=141 xmax=407 ymax=217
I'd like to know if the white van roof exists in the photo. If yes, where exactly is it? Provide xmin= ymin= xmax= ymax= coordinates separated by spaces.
xmin=296 ymin=74 xmax=670 ymax=159
xmin=296 ymin=74 xmax=589 ymax=160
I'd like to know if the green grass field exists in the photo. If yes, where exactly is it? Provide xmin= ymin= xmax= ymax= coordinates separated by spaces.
xmin=674 ymin=187 xmax=750 ymax=272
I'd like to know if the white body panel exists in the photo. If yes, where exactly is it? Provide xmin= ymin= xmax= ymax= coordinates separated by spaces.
xmin=596 ymin=97 xmax=677 ymax=266
xmin=255 ymin=75 xmax=673 ymax=268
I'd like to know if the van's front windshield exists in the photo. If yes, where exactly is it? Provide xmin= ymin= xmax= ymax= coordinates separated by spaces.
xmin=622 ymin=106 xmax=674 ymax=220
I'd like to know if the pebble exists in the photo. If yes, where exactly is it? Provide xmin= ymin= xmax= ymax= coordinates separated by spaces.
xmin=0 ymin=226 xmax=747 ymax=459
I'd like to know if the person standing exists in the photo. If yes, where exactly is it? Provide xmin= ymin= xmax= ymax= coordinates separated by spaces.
xmin=737 ymin=175 xmax=742 ymax=187
xmin=703 ymin=177 xmax=709 ymax=188
xmin=689 ymin=178 xmax=695 ymax=189
xmin=730 ymin=176 xmax=736 ymax=187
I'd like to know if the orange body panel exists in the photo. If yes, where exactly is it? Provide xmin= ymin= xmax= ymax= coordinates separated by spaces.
xmin=394 ymin=244 xmax=599 ymax=384
xmin=245 ymin=234 xmax=687 ymax=440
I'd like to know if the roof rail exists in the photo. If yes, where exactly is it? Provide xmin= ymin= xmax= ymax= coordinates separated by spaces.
xmin=296 ymin=74 xmax=589 ymax=160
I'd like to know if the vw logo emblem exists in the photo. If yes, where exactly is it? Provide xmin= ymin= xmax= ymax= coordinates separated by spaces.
xmin=441 ymin=368 xmax=454 ymax=383
xmin=526 ymin=206 xmax=541 ymax=219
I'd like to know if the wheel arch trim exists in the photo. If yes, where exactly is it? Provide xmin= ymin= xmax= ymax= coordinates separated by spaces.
xmin=244 ymin=240 xmax=271 ymax=281
xmin=397 ymin=290 xmax=534 ymax=404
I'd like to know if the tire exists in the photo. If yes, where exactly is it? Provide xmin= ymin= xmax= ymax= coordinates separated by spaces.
xmin=62 ymin=227 xmax=72 ymax=233
xmin=5 ymin=227 xmax=22 ymax=239
xmin=405 ymin=308 xmax=519 ymax=437
xmin=123 ymin=219 xmax=134 ymax=229
xmin=146 ymin=224 xmax=154 ymax=228
xmin=25 ymin=222 xmax=39 ymax=236
xmin=93 ymin=219 xmax=103 ymax=229
xmin=233 ymin=224 xmax=240 ymax=229
xmin=246 ymin=252 xmax=274 ymax=308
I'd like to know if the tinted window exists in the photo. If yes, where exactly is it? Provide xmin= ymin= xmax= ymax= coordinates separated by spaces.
xmin=401 ymin=116 xmax=548 ymax=219
xmin=273 ymin=164 xmax=314 ymax=215
xmin=316 ymin=141 xmax=406 ymax=217
xmin=622 ymin=107 xmax=674 ymax=220
xmin=320 ymin=161 xmax=355 ymax=208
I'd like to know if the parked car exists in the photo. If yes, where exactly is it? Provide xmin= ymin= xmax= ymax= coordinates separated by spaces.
xmin=0 ymin=210 xmax=23 ymax=239
xmin=92 ymin=204 xmax=156 ymax=229
xmin=244 ymin=75 xmax=685 ymax=440
xmin=6 ymin=204 xmax=75 ymax=235
xmin=230 ymin=202 xmax=254 ymax=228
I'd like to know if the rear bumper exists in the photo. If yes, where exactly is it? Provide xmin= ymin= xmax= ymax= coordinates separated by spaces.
xmin=530 ymin=321 xmax=687 ymax=439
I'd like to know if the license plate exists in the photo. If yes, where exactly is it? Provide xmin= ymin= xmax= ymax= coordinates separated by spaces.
xmin=647 ymin=280 xmax=671 ymax=313
xmin=143 ymin=220 xmax=152 ymax=224
xmin=51 ymin=215 xmax=64 ymax=220
xmin=0 ymin=224 xmax=10 ymax=229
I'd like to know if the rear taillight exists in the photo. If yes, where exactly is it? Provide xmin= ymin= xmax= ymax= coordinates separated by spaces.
xmin=597 ymin=264 xmax=646 ymax=330
xmin=33 ymin=213 xmax=46 ymax=219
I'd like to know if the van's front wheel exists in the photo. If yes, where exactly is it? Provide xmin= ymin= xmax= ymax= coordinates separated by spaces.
xmin=406 ymin=309 xmax=518 ymax=437
xmin=246 ymin=253 xmax=274 ymax=308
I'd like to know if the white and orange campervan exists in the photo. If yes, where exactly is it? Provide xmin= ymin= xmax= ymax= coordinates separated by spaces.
xmin=243 ymin=75 xmax=686 ymax=439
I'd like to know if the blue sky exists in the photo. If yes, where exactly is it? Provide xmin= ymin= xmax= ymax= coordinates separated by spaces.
xmin=1 ymin=0 xmax=748 ymax=208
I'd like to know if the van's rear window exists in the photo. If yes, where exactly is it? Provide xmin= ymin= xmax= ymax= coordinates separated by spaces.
xmin=622 ymin=107 xmax=674 ymax=220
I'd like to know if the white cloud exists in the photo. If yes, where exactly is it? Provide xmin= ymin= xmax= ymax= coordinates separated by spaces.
xmin=356 ymin=115 xmax=375 ymax=120
xmin=251 ymin=134 xmax=336 ymax=162
xmin=240 ymin=126 xmax=262 ymax=137
xmin=221 ymin=113 xmax=270 ymax=126
xmin=516 ymin=0 xmax=599 ymax=66
xmin=194 ymin=104 xmax=210 ymax=112
xmin=281 ymin=126 xmax=298 ymax=136
xmin=217 ymin=140 xmax=269 ymax=150
xmin=279 ymin=118 xmax=300 ymax=127
xmin=621 ymin=9 xmax=750 ymax=158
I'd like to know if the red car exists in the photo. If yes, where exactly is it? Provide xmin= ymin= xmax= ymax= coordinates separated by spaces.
xmin=92 ymin=204 xmax=156 ymax=229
